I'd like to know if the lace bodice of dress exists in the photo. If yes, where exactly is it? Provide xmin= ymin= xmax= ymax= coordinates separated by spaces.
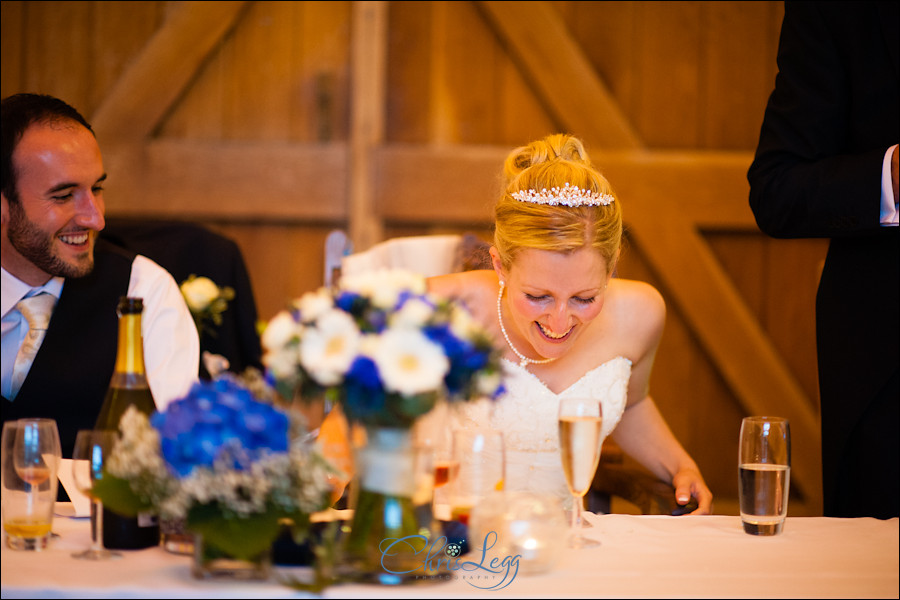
xmin=451 ymin=356 xmax=632 ymax=505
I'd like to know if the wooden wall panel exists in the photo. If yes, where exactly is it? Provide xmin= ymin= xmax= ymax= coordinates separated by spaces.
xmin=702 ymin=1 xmax=781 ymax=149
xmin=0 ymin=1 xmax=24 ymax=97
xmin=22 ymin=1 xmax=95 ymax=112
xmin=634 ymin=1 xmax=703 ymax=148
xmin=92 ymin=2 xmax=167 ymax=114
xmin=2 ymin=0 xmax=831 ymax=514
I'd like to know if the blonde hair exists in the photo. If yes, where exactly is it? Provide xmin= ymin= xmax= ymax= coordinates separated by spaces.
xmin=493 ymin=133 xmax=623 ymax=274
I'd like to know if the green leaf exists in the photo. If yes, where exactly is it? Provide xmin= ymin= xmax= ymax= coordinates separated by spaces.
xmin=91 ymin=473 xmax=153 ymax=517
xmin=187 ymin=503 xmax=285 ymax=561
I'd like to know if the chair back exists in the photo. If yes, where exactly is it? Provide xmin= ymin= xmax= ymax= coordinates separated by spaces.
xmin=100 ymin=218 xmax=263 ymax=379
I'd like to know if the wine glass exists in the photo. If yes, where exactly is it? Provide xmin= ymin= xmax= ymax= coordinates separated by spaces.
xmin=71 ymin=430 xmax=122 ymax=560
xmin=558 ymin=396 xmax=603 ymax=549
xmin=2 ymin=419 xmax=61 ymax=550
xmin=13 ymin=419 xmax=61 ymax=493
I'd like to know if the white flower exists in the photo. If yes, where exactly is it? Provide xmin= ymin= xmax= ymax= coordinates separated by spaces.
xmin=476 ymin=370 xmax=503 ymax=397
xmin=391 ymin=296 xmax=435 ymax=328
xmin=341 ymin=268 xmax=426 ymax=309
xmin=449 ymin=303 xmax=480 ymax=339
xmin=261 ymin=310 xmax=299 ymax=351
xmin=300 ymin=309 xmax=361 ymax=385
xmin=180 ymin=276 xmax=220 ymax=312
xmin=373 ymin=328 xmax=449 ymax=395
xmin=295 ymin=288 xmax=334 ymax=323
xmin=262 ymin=347 xmax=301 ymax=381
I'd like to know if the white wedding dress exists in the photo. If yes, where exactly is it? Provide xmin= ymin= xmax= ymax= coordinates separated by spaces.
xmin=439 ymin=356 xmax=632 ymax=508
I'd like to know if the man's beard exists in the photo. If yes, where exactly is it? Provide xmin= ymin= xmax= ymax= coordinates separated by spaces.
xmin=6 ymin=201 xmax=95 ymax=278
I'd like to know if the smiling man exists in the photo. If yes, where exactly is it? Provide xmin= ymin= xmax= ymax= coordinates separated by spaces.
xmin=1 ymin=93 xmax=198 ymax=459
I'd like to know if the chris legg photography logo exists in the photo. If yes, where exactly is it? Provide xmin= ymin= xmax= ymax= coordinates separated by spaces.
xmin=379 ymin=530 xmax=520 ymax=590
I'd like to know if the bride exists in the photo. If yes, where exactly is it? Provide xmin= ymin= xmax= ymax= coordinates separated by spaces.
xmin=427 ymin=133 xmax=713 ymax=514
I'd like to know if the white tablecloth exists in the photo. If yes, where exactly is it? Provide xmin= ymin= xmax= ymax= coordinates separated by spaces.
xmin=2 ymin=510 xmax=897 ymax=598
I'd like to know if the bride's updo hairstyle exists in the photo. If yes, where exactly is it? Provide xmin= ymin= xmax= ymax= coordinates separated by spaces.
xmin=493 ymin=133 xmax=622 ymax=275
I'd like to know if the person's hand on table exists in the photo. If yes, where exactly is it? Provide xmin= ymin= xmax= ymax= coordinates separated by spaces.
xmin=672 ymin=467 xmax=713 ymax=515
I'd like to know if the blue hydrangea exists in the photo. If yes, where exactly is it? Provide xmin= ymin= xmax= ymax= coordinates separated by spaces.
xmin=150 ymin=378 xmax=290 ymax=478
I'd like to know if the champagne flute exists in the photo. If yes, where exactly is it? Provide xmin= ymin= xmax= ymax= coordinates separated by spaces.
xmin=558 ymin=396 xmax=603 ymax=549
xmin=71 ymin=430 xmax=122 ymax=560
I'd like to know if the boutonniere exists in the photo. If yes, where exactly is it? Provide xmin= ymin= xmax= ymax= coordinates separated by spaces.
xmin=179 ymin=275 xmax=235 ymax=337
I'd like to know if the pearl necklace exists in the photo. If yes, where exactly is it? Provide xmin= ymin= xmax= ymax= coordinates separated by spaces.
xmin=497 ymin=281 xmax=557 ymax=368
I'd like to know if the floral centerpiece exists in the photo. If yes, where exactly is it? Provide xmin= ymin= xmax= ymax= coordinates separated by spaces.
xmin=260 ymin=268 xmax=505 ymax=583
xmin=261 ymin=268 xmax=505 ymax=426
xmin=93 ymin=376 xmax=337 ymax=579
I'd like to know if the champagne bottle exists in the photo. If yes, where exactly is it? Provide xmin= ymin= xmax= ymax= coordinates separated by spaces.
xmin=94 ymin=296 xmax=160 ymax=550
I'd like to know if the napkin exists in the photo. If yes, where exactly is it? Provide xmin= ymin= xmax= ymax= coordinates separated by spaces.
xmin=56 ymin=458 xmax=91 ymax=517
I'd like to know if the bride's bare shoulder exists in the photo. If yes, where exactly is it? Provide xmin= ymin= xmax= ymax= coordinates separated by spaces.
xmin=428 ymin=270 xmax=497 ymax=312
xmin=606 ymin=278 xmax=665 ymax=330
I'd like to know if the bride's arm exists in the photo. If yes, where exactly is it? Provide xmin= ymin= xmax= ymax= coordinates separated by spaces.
xmin=608 ymin=280 xmax=713 ymax=514
xmin=612 ymin=398 xmax=713 ymax=514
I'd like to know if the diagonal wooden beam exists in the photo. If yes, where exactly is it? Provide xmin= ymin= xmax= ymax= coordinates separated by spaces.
xmin=476 ymin=0 xmax=643 ymax=149
xmin=91 ymin=1 xmax=250 ymax=142
xmin=624 ymin=202 xmax=822 ymax=510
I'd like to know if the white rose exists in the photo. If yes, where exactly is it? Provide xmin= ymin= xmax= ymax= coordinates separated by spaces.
xmin=180 ymin=276 xmax=220 ymax=312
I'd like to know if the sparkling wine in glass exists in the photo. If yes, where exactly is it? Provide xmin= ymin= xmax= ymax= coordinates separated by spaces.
xmin=558 ymin=396 xmax=603 ymax=549
xmin=71 ymin=430 xmax=122 ymax=560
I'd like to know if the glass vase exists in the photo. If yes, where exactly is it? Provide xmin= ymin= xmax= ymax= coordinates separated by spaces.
xmin=338 ymin=426 xmax=444 ymax=585
xmin=191 ymin=533 xmax=272 ymax=580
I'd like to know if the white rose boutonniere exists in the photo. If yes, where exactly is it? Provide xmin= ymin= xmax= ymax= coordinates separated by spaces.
xmin=180 ymin=274 xmax=235 ymax=336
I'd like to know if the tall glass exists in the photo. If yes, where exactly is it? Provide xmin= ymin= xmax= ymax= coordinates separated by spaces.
xmin=558 ymin=397 xmax=603 ymax=549
xmin=449 ymin=429 xmax=504 ymax=526
xmin=71 ymin=430 xmax=122 ymax=559
xmin=1 ymin=419 xmax=62 ymax=550
xmin=739 ymin=416 xmax=791 ymax=535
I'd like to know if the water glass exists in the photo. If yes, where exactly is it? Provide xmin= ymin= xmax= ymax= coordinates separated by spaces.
xmin=739 ymin=416 xmax=791 ymax=535
xmin=449 ymin=429 xmax=505 ymax=526
xmin=1 ymin=419 xmax=62 ymax=550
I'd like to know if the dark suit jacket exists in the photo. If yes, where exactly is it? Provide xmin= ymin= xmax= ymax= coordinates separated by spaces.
xmin=99 ymin=219 xmax=263 ymax=380
xmin=747 ymin=1 xmax=899 ymax=517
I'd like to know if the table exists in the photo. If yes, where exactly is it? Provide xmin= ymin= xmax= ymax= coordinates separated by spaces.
xmin=2 ymin=510 xmax=897 ymax=598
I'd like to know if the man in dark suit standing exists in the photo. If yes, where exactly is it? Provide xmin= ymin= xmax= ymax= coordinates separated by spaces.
xmin=748 ymin=1 xmax=898 ymax=518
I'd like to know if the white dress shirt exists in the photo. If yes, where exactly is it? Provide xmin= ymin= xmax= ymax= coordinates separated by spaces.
xmin=1 ymin=255 xmax=199 ymax=411
xmin=880 ymin=144 xmax=898 ymax=226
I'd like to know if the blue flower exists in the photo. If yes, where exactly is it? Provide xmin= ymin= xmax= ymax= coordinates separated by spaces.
xmin=151 ymin=378 xmax=290 ymax=478
xmin=342 ymin=356 xmax=386 ymax=419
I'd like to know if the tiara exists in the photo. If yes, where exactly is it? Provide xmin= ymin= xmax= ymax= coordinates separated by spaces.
xmin=510 ymin=183 xmax=615 ymax=207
